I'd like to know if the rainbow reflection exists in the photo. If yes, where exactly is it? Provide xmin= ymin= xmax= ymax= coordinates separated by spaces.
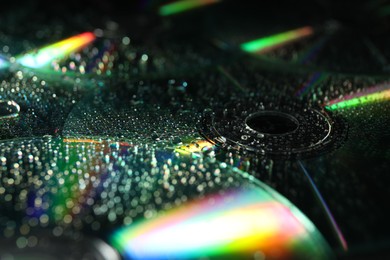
xmin=326 ymin=82 xmax=390 ymax=110
xmin=159 ymin=0 xmax=220 ymax=16
xmin=26 ymin=137 xmax=131 ymax=223
xmin=63 ymin=137 xmax=103 ymax=144
xmin=174 ymin=138 xmax=214 ymax=157
xmin=241 ymin=26 xmax=314 ymax=54
xmin=17 ymin=32 xmax=95 ymax=68
xmin=111 ymin=187 xmax=332 ymax=259
xmin=295 ymin=72 xmax=327 ymax=97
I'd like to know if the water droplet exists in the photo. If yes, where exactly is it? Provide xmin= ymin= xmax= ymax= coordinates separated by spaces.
xmin=0 ymin=100 xmax=20 ymax=119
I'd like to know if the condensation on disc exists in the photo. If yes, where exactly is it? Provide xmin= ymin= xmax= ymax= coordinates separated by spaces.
xmin=0 ymin=100 xmax=20 ymax=119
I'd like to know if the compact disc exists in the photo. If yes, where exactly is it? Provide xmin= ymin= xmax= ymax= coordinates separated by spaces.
xmin=167 ymin=0 xmax=390 ymax=76
xmin=0 ymin=134 xmax=334 ymax=259
xmin=1 ymin=0 xmax=390 ymax=259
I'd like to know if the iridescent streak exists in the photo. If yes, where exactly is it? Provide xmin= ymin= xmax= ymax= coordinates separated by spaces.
xmin=326 ymin=83 xmax=390 ymax=110
xmin=298 ymin=161 xmax=348 ymax=251
xmin=111 ymin=188 xmax=328 ymax=259
xmin=49 ymin=138 xmax=129 ymax=220
xmin=174 ymin=139 xmax=214 ymax=155
xmin=17 ymin=32 xmax=96 ymax=68
xmin=298 ymin=35 xmax=329 ymax=64
xmin=159 ymin=0 xmax=220 ymax=16
xmin=295 ymin=72 xmax=325 ymax=97
xmin=63 ymin=138 xmax=103 ymax=144
xmin=241 ymin=26 xmax=314 ymax=53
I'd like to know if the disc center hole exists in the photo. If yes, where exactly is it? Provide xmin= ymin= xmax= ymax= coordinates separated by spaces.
xmin=245 ymin=111 xmax=299 ymax=135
